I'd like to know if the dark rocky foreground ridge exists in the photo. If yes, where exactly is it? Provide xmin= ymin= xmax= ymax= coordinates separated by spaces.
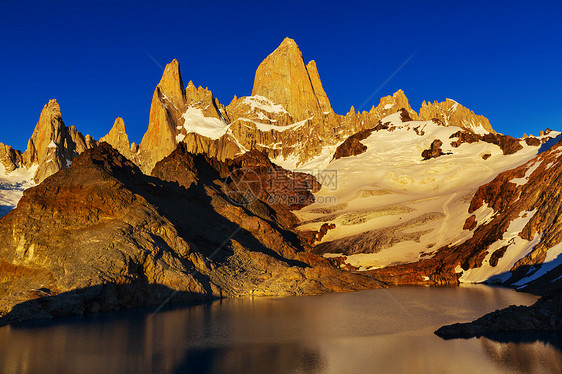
xmin=0 ymin=143 xmax=383 ymax=326
xmin=435 ymin=289 xmax=562 ymax=339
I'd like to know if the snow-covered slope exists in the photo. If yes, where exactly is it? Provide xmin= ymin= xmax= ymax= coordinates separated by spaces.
xmin=0 ymin=164 xmax=37 ymax=217
xmin=449 ymin=138 xmax=562 ymax=290
xmin=294 ymin=113 xmax=558 ymax=273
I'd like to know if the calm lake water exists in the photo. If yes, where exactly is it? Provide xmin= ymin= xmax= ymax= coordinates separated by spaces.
xmin=0 ymin=285 xmax=560 ymax=374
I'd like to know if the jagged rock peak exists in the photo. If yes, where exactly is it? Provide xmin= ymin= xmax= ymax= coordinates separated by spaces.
xmin=100 ymin=117 xmax=131 ymax=156
xmin=139 ymin=59 xmax=233 ymax=173
xmin=22 ymin=99 xmax=92 ymax=183
xmin=158 ymin=59 xmax=186 ymax=110
xmin=276 ymin=37 xmax=300 ymax=52
xmin=306 ymin=60 xmax=332 ymax=113
xmin=0 ymin=143 xmax=23 ymax=173
xmin=24 ymin=99 xmax=66 ymax=166
xmin=374 ymin=89 xmax=418 ymax=119
xmin=251 ymin=37 xmax=331 ymax=120
xmin=43 ymin=99 xmax=61 ymax=116
xmin=139 ymin=60 xmax=185 ymax=173
xmin=419 ymin=98 xmax=495 ymax=134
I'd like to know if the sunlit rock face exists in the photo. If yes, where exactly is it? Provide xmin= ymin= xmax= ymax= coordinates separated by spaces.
xmin=0 ymin=143 xmax=23 ymax=172
xmin=100 ymin=117 xmax=138 ymax=161
xmin=251 ymin=37 xmax=332 ymax=121
xmin=419 ymin=98 xmax=495 ymax=134
xmin=134 ymin=38 xmax=503 ymax=174
xmin=22 ymin=99 xmax=94 ymax=183
xmin=137 ymin=59 xmax=238 ymax=173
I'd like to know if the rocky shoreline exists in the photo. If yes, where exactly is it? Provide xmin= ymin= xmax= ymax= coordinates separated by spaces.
xmin=435 ymin=289 xmax=562 ymax=339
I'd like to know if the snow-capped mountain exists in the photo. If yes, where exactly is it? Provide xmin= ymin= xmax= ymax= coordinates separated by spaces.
xmin=0 ymin=99 xmax=96 ymax=215
xmin=295 ymin=110 xmax=562 ymax=292
xmin=134 ymin=38 xmax=502 ymax=174
xmin=1 ymin=36 xmax=560 ymax=325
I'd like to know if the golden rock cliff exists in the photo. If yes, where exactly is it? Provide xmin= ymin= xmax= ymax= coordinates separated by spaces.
xmin=251 ymin=37 xmax=331 ymax=121
xmin=138 ymin=60 xmax=237 ymax=173
xmin=419 ymin=98 xmax=495 ymax=134
xmin=100 ymin=117 xmax=134 ymax=158
xmin=22 ymin=99 xmax=94 ymax=183
xmin=138 ymin=60 xmax=186 ymax=173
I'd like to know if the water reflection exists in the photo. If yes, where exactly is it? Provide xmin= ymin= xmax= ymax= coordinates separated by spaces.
xmin=0 ymin=285 xmax=560 ymax=374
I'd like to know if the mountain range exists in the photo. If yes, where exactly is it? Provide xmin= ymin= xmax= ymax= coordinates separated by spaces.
xmin=0 ymin=38 xmax=561 ymax=329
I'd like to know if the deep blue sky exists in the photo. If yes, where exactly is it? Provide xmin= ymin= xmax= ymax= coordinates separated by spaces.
xmin=1 ymin=0 xmax=561 ymax=150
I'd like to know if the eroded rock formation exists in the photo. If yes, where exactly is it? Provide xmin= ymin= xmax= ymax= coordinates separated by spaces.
xmin=0 ymin=144 xmax=23 ymax=172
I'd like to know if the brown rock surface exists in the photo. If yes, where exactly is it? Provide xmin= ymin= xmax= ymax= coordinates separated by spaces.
xmin=525 ymin=137 xmax=541 ymax=146
xmin=333 ymin=128 xmax=372 ymax=160
xmin=482 ymin=133 xmax=523 ymax=155
xmin=450 ymin=130 xmax=523 ymax=155
xmin=463 ymin=215 xmax=477 ymax=231
xmin=422 ymin=139 xmax=444 ymax=160
xmin=435 ymin=290 xmax=562 ymax=338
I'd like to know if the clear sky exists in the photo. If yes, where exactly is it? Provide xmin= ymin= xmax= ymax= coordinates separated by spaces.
xmin=1 ymin=0 xmax=561 ymax=150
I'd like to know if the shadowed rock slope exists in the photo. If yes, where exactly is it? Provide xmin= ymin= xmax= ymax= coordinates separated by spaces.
xmin=0 ymin=143 xmax=382 ymax=326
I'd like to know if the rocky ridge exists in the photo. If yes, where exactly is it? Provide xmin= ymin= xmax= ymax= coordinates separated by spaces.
xmin=419 ymin=98 xmax=495 ymax=134
xmin=1 ymin=38 xmax=502 ymax=184
xmin=0 ymin=143 xmax=383 ymax=325
xmin=130 ymin=38 xmax=501 ymax=174
xmin=435 ymin=290 xmax=562 ymax=338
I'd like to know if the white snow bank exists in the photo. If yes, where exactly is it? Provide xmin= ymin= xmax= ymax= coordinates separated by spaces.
xmin=181 ymin=107 xmax=229 ymax=140
xmin=0 ymin=164 xmax=37 ymax=217
xmin=242 ymin=95 xmax=288 ymax=114
xmin=513 ymin=242 xmax=562 ymax=286
xmin=459 ymin=210 xmax=539 ymax=283
xmin=510 ymin=160 xmax=542 ymax=186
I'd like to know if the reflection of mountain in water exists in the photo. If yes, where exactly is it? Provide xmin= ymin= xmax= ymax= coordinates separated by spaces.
xmin=480 ymin=334 xmax=562 ymax=373
xmin=174 ymin=343 xmax=324 ymax=374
